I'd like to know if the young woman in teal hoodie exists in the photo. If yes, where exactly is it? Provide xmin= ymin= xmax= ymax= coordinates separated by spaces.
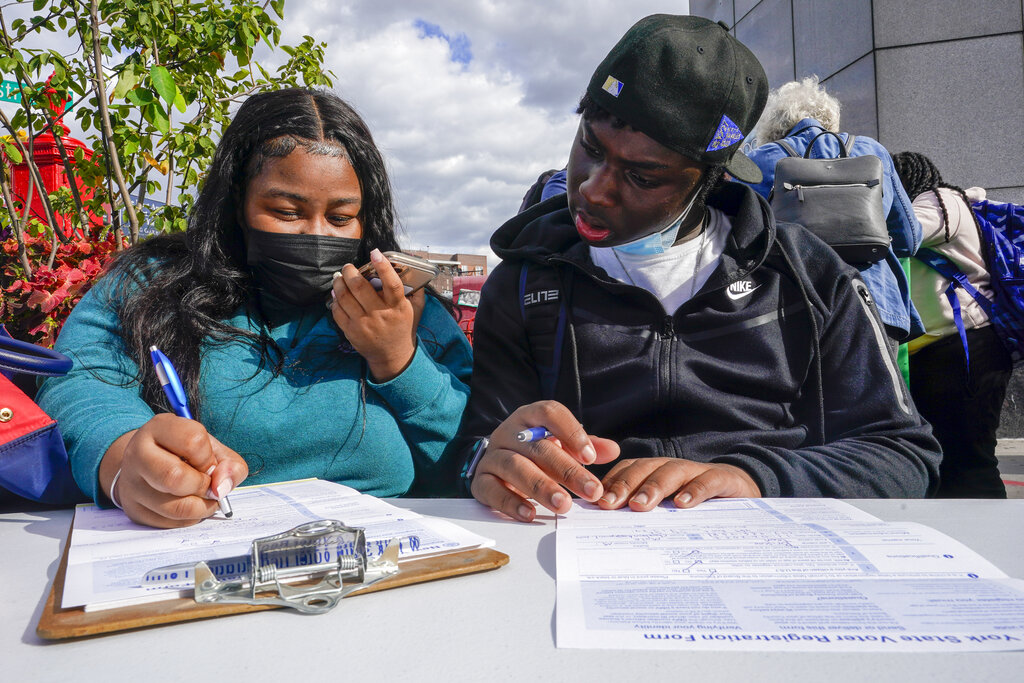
xmin=37 ymin=89 xmax=472 ymax=528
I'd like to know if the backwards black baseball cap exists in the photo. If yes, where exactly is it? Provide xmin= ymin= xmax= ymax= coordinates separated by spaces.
xmin=586 ymin=14 xmax=768 ymax=183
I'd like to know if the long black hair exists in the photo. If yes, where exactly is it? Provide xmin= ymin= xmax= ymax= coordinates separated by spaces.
xmin=891 ymin=151 xmax=979 ymax=244
xmin=105 ymin=88 xmax=403 ymax=418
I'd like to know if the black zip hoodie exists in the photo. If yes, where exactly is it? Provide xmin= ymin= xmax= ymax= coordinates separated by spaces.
xmin=462 ymin=182 xmax=940 ymax=497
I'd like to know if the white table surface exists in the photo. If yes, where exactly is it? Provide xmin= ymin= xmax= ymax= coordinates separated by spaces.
xmin=4 ymin=498 xmax=1023 ymax=682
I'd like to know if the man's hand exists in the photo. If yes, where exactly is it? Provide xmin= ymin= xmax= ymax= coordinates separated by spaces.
xmin=597 ymin=457 xmax=761 ymax=510
xmin=470 ymin=401 xmax=619 ymax=522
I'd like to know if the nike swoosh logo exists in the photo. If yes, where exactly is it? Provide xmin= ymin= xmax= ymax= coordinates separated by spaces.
xmin=726 ymin=284 xmax=761 ymax=301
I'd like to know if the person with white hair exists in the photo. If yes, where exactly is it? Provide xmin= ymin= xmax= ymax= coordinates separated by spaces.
xmin=745 ymin=77 xmax=923 ymax=354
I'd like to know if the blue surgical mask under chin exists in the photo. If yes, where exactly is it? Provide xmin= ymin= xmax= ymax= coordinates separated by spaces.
xmin=613 ymin=182 xmax=704 ymax=256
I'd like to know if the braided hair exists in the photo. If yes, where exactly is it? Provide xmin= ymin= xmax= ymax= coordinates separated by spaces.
xmin=891 ymin=151 xmax=980 ymax=244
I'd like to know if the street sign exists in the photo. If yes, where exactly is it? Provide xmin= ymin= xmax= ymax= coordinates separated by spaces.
xmin=1 ymin=79 xmax=25 ymax=104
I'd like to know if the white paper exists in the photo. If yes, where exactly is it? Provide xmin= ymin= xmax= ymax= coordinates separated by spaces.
xmin=63 ymin=479 xmax=494 ymax=610
xmin=556 ymin=498 xmax=1024 ymax=652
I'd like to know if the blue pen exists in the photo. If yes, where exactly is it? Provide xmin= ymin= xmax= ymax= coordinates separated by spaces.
xmin=149 ymin=346 xmax=233 ymax=518
xmin=515 ymin=427 xmax=553 ymax=443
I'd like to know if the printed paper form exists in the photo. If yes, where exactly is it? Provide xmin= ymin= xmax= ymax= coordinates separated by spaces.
xmin=62 ymin=479 xmax=494 ymax=610
xmin=556 ymin=498 xmax=1024 ymax=652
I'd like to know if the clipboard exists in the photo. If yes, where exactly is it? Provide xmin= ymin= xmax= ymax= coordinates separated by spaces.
xmin=37 ymin=523 xmax=509 ymax=640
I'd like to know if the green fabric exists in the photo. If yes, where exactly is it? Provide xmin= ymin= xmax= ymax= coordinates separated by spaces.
xmin=36 ymin=279 xmax=472 ymax=504
xmin=899 ymin=256 xmax=911 ymax=386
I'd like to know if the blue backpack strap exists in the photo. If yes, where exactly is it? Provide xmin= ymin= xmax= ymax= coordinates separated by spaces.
xmin=916 ymin=247 xmax=994 ymax=375
xmin=518 ymin=261 xmax=567 ymax=400
xmin=916 ymin=248 xmax=994 ymax=315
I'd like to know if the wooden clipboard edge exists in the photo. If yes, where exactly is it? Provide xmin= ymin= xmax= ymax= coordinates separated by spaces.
xmin=36 ymin=524 xmax=509 ymax=640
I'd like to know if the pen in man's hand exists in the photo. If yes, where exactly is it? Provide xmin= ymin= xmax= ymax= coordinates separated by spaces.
xmin=515 ymin=427 xmax=553 ymax=443
xmin=149 ymin=345 xmax=233 ymax=518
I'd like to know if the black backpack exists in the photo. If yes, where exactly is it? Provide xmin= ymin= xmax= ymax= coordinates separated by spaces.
xmin=770 ymin=131 xmax=890 ymax=265
xmin=517 ymin=169 xmax=560 ymax=214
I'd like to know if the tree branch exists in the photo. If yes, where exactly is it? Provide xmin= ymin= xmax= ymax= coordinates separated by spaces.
xmin=0 ymin=167 xmax=32 ymax=279
xmin=89 ymin=0 xmax=139 ymax=243
xmin=0 ymin=107 xmax=66 ymax=244
xmin=38 ymin=107 xmax=93 ymax=237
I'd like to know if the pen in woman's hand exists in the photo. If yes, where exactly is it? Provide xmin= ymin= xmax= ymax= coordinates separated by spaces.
xmin=149 ymin=346 xmax=233 ymax=518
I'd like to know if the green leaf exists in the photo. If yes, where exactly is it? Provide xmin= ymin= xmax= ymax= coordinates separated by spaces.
xmin=270 ymin=0 xmax=285 ymax=19
xmin=143 ymin=102 xmax=170 ymax=135
xmin=173 ymin=89 xmax=187 ymax=114
xmin=32 ymin=0 xmax=45 ymax=10
xmin=149 ymin=65 xmax=176 ymax=106
xmin=126 ymin=87 xmax=155 ymax=106
xmin=3 ymin=142 xmax=24 ymax=164
xmin=112 ymin=64 xmax=138 ymax=100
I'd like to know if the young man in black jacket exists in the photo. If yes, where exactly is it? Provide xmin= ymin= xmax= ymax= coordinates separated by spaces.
xmin=460 ymin=15 xmax=941 ymax=522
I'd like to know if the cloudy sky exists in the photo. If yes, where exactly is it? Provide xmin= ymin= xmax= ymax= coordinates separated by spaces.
xmin=2 ymin=1 xmax=693 ymax=267
xmin=264 ymin=1 xmax=693 ymax=267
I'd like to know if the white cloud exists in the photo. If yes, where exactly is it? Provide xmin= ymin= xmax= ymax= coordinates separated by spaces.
xmin=272 ymin=0 xmax=691 ymax=266
xmin=2 ymin=0 xmax=691 ymax=270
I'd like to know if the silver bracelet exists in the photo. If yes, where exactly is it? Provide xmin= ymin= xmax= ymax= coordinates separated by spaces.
xmin=109 ymin=467 xmax=124 ymax=510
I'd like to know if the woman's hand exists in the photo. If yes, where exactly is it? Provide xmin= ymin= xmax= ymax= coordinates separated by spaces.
xmin=98 ymin=413 xmax=249 ymax=528
xmin=597 ymin=457 xmax=761 ymax=511
xmin=329 ymin=248 xmax=423 ymax=382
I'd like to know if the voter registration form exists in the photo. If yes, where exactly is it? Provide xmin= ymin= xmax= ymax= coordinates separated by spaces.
xmin=556 ymin=498 xmax=1024 ymax=652
xmin=63 ymin=479 xmax=495 ymax=611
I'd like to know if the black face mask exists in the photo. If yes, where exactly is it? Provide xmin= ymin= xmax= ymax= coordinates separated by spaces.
xmin=245 ymin=228 xmax=362 ymax=308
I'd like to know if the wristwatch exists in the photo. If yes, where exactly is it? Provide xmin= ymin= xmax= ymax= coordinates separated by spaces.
xmin=460 ymin=437 xmax=489 ymax=494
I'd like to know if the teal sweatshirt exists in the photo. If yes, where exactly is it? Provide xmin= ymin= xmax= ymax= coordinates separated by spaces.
xmin=36 ymin=279 xmax=473 ymax=504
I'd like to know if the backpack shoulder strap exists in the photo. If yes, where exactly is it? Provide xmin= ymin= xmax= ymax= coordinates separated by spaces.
xmin=916 ymin=248 xmax=992 ymax=313
xmin=776 ymin=139 xmax=799 ymax=158
xmin=916 ymin=247 xmax=994 ymax=376
xmin=518 ymin=261 xmax=568 ymax=400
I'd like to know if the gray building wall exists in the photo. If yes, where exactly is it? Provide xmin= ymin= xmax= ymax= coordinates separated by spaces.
xmin=692 ymin=0 xmax=1024 ymax=435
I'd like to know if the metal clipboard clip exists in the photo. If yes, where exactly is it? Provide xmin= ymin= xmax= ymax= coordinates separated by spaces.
xmin=143 ymin=519 xmax=400 ymax=614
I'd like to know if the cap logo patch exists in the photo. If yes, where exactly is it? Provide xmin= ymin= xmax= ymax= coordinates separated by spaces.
xmin=601 ymin=75 xmax=624 ymax=97
xmin=706 ymin=114 xmax=743 ymax=152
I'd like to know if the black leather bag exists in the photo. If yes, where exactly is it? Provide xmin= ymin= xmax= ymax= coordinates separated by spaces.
xmin=770 ymin=131 xmax=890 ymax=265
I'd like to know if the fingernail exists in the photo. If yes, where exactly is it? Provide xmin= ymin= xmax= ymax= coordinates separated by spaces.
xmin=214 ymin=478 xmax=234 ymax=500
xmin=582 ymin=443 xmax=597 ymax=464
xmin=370 ymin=248 xmax=384 ymax=262
xmin=333 ymin=271 xmax=343 ymax=280
xmin=551 ymin=491 xmax=568 ymax=509
xmin=631 ymin=492 xmax=649 ymax=506
xmin=600 ymin=492 xmax=617 ymax=506
xmin=678 ymin=492 xmax=693 ymax=506
xmin=583 ymin=480 xmax=599 ymax=499
xmin=205 ymin=465 xmax=216 ymax=475
xmin=331 ymin=289 xmax=337 ymax=301
xmin=517 ymin=504 xmax=533 ymax=520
